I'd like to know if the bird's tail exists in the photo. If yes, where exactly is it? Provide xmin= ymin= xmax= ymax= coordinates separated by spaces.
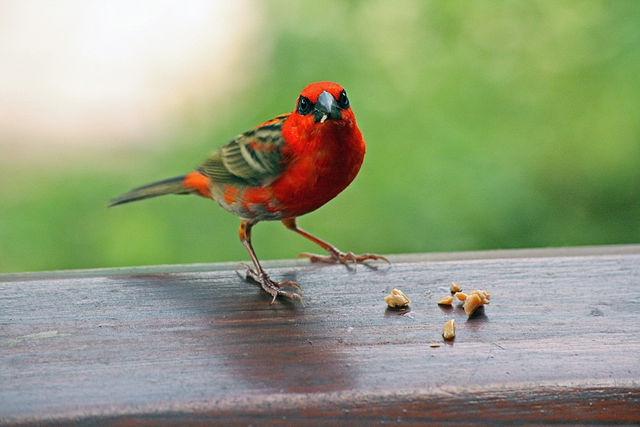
xmin=108 ymin=175 xmax=192 ymax=207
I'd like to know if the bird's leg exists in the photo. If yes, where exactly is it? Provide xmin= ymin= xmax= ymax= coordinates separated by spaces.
xmin=238 ymin=219 xmax=303 ymax=304
xmin=282 ymin=218 xmax=390 ymax=266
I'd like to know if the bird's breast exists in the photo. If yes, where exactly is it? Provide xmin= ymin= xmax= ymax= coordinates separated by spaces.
xmin=270 ymin=125 xmax=365 ymax=218
xmin=210 ymin=121 xmax=366 ymax=221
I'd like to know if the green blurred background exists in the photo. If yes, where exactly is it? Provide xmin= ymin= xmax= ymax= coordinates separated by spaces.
xmin=1 ymin=0 xmax=639 ymax=273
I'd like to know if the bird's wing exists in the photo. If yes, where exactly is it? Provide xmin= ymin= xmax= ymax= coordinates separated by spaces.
xmin=197 ymin=114 xmax=290 ymax=186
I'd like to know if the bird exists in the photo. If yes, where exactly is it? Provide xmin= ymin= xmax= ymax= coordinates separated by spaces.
xmin=109 ymin=81 xmax=388 ymax=303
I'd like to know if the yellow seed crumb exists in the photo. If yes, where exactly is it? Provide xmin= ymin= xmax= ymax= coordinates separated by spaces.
xmin=471 ymin=289 xmax=490 ymax=304
xmin=462 ymin=290 xmax=490 ymax=316
xmin=442 ymin=319 xmax=456 ymax=340
xmin=438 ymin=295 xmax=454 ymax=306
xmin=450 ymin=282 xmax=462 ymax=293
xmin=454 ymin=292 xmax=467 ymax=301
xmin=429 ymin=343 xmax=441 ymax=348
xmin=384 ymin=288 xmax=411 ymax=308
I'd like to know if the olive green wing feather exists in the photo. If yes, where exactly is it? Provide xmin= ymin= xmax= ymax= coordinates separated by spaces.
xmin=197 ymin=114 xmax=289 ymax=187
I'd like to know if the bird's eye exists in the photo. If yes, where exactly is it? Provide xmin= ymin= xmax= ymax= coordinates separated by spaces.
xmin=297 ymin=96 xmax=313 ymax=115
xmin=337 ymin=90 xmax=350 ymax=109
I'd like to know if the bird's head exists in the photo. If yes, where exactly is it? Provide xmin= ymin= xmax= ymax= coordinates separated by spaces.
xmin=294 ymin=82 xmax=353 ymax=124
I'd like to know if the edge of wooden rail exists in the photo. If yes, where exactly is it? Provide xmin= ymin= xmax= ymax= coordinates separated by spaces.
xmin=2 ymin=243 xmax=639 ymax=281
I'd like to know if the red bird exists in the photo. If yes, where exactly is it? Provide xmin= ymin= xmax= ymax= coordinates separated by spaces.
xmin=109 ymin=82 xmax=387 ymax=302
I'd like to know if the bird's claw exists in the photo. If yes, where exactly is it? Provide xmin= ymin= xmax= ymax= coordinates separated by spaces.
xmin=298 ymin=251 xmax=390 ymax=266
xmin=238 ymin=264 xmax=304 ymax=305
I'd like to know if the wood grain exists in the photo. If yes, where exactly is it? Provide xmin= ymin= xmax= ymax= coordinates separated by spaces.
xmin=1 ymin=245 xmax=639 ymax=424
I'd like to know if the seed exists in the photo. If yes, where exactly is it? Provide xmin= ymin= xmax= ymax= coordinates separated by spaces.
xmin=463 ymin=290 xmax=490 ymax=316
xmin=438 ymin=295 xmax=454 ymax=306
xmin=385 ymin=288 xmax=411 ymax=308
xmin=450 ymin=282 xmax=462 ymax=293
xmin=442 ymin=319 xmax=456 ymax=340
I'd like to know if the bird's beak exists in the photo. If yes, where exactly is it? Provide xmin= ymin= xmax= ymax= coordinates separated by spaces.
xmin=314 ymin=91 xmax=341 ymax=123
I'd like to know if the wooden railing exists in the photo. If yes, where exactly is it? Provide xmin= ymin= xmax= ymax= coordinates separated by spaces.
xmin=2 ymin=245 xmax=639 ymax=424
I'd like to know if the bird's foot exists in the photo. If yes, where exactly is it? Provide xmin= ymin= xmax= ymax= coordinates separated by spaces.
xmin=239 ymin=264 xmax=304 ymax=305
xmin=298 ymin=249 xmax=390 ymax=266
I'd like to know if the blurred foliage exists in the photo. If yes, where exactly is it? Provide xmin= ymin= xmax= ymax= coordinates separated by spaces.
xmin=1 ymin=0 xmax=639 ymax=272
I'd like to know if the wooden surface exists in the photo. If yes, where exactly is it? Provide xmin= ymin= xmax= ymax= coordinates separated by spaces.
xmin=1 ymin=245 xmax=639 ymax=425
